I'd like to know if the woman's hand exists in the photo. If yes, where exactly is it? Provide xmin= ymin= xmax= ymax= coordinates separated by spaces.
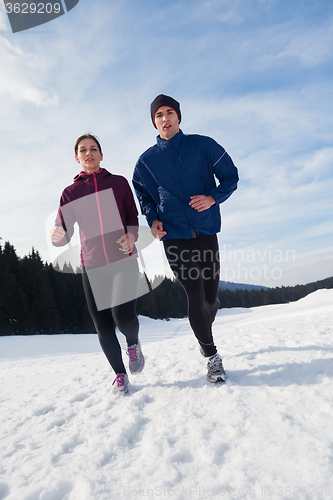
xmin=189 ymin=195 xmax=216 ymax=212
xmin=117 ymin=232 xmax=136 ymax=254
xmin=151 ymin=220 xmax=167 ymax=239
xmin=50 ymin=226 xmax=66 ymax=243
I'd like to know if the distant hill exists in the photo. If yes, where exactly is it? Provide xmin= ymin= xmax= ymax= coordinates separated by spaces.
xmin=218 ymin=276 xmax=333 ymax=309
xmin=219 ymin=281 xmax=269 ymax=292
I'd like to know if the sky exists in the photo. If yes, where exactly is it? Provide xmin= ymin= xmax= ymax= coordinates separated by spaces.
xmin=0 ymin=0 xmax=332 ymax=288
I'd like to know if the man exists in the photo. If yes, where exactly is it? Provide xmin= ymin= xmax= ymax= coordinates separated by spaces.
xmin=133 ymin=94 xmax=238 ymax=382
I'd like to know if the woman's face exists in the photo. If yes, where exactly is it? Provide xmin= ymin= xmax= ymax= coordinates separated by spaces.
xmin=75 ymin=138 xmax=103 ymax=173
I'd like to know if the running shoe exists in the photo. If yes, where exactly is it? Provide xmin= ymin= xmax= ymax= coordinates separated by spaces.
xmin=112 ymin=373 xmax=129 ymax=395
xmin=207 ymin=353 xmax=227 ymax=383
xmin=127 ymin=341 xmax=145 ymax=374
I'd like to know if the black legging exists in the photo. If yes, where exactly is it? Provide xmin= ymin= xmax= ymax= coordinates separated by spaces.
xmin=82 ymin=260 xmax=139 ymax=374
xmin=163 ymin=234 xmax=220 ymax=357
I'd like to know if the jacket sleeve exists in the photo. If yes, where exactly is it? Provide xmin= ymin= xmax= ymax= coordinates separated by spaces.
xmin=52 ymin=190 xmax=76 ymax=248
xmin=132 ymin=160 xmax=159 ymax=227
xmin=123 ymin=178 xmax=139 ymax=240
xmin=208 ymin=139 xmax=239 ymax=205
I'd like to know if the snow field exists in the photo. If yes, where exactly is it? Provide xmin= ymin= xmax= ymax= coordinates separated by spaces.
xmin=0 ymin=289 xmax=333 ymax=500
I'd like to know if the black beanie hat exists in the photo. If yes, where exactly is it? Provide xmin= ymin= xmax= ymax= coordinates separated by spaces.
xmin=150 ymin=94 xmax=181 ymax=128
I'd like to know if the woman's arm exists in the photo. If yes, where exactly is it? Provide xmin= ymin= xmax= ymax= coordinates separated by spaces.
xmin=51 ymin=191 xmax=76 ymax=247
xmin=50 ymin=225 xmax=66 ymax=244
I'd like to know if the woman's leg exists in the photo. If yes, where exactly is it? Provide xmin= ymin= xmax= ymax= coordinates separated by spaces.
xmin=82 ymin=269 xmax=126 ymax=374
xmin=111 ymin=259 xmax=139 ymax=347
xmin=111 ymin=299 xmax=139 ymax=347
xmin=111 ymin=259 xmax=144 ymax=374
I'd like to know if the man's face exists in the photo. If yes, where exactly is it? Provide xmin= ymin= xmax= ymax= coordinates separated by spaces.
xmin=154 ymin=106 xmax=180 ymax=140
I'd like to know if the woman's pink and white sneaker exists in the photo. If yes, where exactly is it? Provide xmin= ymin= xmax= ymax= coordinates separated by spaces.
xmin=127 ymin=341 xmax=145 ymax=374
xmin=112 ymin=373 xmax=129 ymax=395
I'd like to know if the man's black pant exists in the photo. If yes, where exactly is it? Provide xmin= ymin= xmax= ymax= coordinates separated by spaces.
xmin=163 ymin=234 xmax=220 ymax=357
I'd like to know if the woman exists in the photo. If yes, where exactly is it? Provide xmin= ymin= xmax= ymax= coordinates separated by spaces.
xmin=51 ymin=134 xmax=144 ymax=395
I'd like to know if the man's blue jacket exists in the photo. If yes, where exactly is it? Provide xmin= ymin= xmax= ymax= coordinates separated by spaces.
xmin=133 ymin=130 xmax=239 ymax=241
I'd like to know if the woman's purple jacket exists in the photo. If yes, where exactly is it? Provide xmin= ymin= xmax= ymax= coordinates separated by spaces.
xmin=53 ymin=168 xmax=139 ymax=267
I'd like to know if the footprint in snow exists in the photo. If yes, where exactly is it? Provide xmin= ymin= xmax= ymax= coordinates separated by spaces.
xmin=33 ymin=405 xmax=56 ymax=417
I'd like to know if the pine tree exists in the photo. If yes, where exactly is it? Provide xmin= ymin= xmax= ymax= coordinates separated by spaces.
xmin=20 ymin=249 xmax=60 ymax=333
xmin=0 ymin=243 xmax=30 ymax=335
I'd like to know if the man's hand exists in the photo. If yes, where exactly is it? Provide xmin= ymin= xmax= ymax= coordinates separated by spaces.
xmin=117 ymin=233 xmax=136 ymax=254
xmin=50 ymin=226 xmax=66 ymax=243
xmin=151 ymin=220 xmax=167 ymax=239
xmin=189 ymin=195 xmax=216 ymax=212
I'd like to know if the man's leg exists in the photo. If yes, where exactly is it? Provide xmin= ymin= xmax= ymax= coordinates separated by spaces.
xmin=196 ymin=234 xmax=221 ymax=325
xmin=163 ymin=238 xmax=217 ymax=357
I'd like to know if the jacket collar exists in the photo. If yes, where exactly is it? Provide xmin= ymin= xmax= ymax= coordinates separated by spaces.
xmin=73 ymin=167 xmax=109 ymax=182
xmin=156 ymin=129 xmax=184 ymax=149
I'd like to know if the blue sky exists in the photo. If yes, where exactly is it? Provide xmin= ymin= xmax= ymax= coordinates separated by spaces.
xmin=0 ymin=0 xmax=332 ymax=287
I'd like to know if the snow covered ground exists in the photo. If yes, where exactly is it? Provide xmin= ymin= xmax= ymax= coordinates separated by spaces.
xmin=1 ymin=289 xmax=333 ymax=500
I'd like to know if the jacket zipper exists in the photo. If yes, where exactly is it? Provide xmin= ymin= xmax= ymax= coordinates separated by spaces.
xmin=93 ymin=173 xmax=110 ymax=265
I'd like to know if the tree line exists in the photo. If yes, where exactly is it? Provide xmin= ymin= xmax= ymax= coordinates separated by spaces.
xmin=218 ymin=277 xmax=333 ymax=309
xmin=0 ymin=239 xmax=332 ymax=336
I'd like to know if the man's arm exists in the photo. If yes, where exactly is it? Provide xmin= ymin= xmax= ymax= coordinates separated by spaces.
xmin=133 ymin=162 xmax=168 ymax=239
xmin=188 ymin=138 xmax=238 ymax=212
xmin=189 ymin=195 xmax=216 ymax=212
xmin=151 ymin=220 xmax=167 ymax=239
xmin=132 ymin=162 xmax=159 ymax=227
xmin=208 ymin=140 xmax=239 ymax=205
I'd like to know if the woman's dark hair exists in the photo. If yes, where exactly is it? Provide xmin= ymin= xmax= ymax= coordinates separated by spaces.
xmin=74 ymin=134 xmax=102 ymax=155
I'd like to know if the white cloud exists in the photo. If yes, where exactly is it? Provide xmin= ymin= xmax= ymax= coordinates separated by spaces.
xmin=0 ymin=36 xmax=58 ymax=105
xmin=277 ymin=22 xmax=333 ymax=66
xmin=195 ymin=0 xmax=244 ymax=24
xmin=0 ymin=7 xmax=8 ymax=31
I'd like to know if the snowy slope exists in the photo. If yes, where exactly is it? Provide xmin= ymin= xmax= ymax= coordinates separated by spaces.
xmin=0 ymin=290 xmax=333 ymax=500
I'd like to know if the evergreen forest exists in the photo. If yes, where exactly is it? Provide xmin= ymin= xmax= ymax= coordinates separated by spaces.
xmin=1 ymin=240 xmax=332 ymax=336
